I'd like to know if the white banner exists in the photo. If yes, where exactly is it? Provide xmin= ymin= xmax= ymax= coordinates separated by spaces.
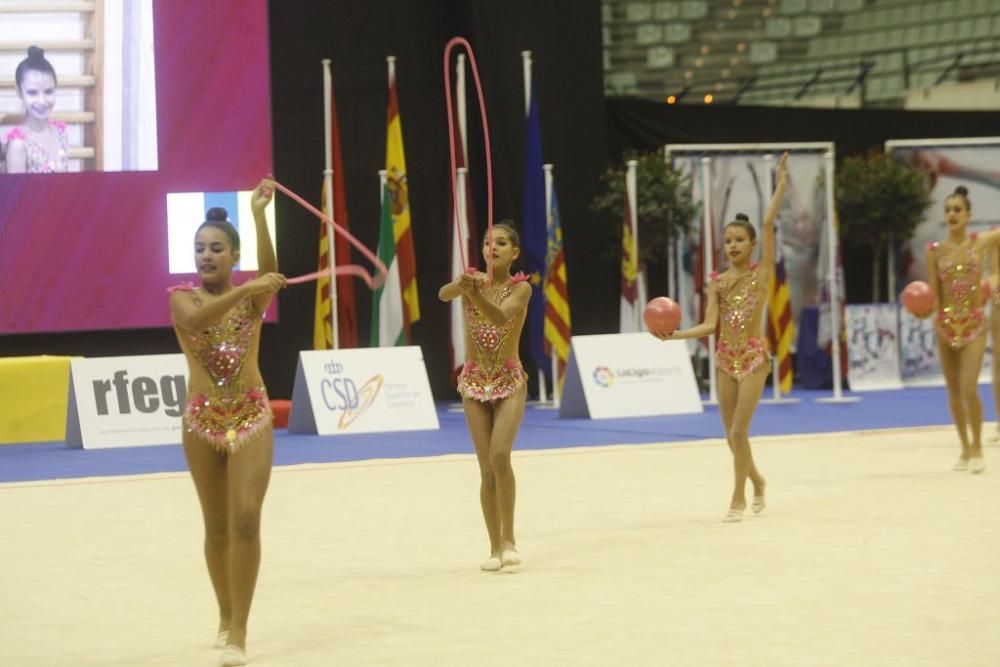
xmin=66 ymin=354 xmax=188 ymax=449
xmin=845 ymin=304 xmax=902 ymax=391
xmin=899 ymin=309 xmax=943 ymax=386
xmin=288 ymin=347 xmax=439 ymax=435
xmin=559 ymin=333 xmax=702 ymax=419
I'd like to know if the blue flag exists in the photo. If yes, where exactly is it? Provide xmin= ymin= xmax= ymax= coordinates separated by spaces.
xmin=521 ymin=82 xmax=548 ymax=379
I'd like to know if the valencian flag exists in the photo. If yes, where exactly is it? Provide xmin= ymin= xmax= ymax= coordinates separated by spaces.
xmin=521 ymin=80 xmax=548 ymax=376
xmin=370 ymin=184 xmax=406 ymax=346
xmin=543 ymin=180 xmax=571 ymax=396
xmin=767 ymin=196 xmax=794 ymax=393
xmin=384 ymin=57 xmax=419 ymax=340
xmin=314 ymin=76 xmax=358 ymax=349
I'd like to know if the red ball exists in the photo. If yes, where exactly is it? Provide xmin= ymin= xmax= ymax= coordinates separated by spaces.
xmin=901 ymin=280 xmax=935 ymax=318
xmin=644 ymin=296 xmax=682 ymax=334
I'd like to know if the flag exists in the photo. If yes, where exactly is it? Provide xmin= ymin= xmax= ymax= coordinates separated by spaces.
xmin=385 ymin=61 xmax=419 ymax=339
xmin=521 ymin=80 xmax=548 ymax=375
xmin=313 ymin=77 xmax=358 ymax=349
xmin=620 ymin=162 xmax=642 ymax=332
xmin=370 ymin=185 xmax=406 ymax=347
xmin=766 ymin=184 xmax=794 ymax=393
xmin=543 ymin=182 xmax=571 ymax=396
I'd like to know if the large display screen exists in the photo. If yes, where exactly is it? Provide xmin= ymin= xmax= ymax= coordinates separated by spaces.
xmin=0 ymin=0 xmax=273 ymax=334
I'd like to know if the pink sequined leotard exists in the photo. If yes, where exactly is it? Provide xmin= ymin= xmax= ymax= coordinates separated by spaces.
xmin=456 ymin=273 xmax=530 ymax=402
xmin=170 ymin=284 xmax=271 ymax=453
xmin=713 ymin=267 xmax=771 ymax=382
xmin=3 ymin=122 xmax=70 ymax=173
xmin=929 ymin=239 xmax=986 ymax=349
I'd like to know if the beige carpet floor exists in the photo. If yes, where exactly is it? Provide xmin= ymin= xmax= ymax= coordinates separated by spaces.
xmin=1 ymin=426 xmax=997 ymax=666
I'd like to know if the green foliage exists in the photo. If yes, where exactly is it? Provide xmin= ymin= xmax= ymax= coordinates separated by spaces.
xmin=836 ymin=149 xmax=932 ymax=246
xmin=835 ymin=149 xmax=933 ymax=302
xmin=590 ymin=151 xmax=698 ymax=265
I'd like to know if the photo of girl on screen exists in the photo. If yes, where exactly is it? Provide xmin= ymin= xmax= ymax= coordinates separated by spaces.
xmin=3 ymin=47 xmax=69 ymax=174
xmin=0 ymin=0 xmax=158 ymax=174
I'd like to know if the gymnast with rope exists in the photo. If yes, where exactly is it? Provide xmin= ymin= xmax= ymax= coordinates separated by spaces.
xmin=438 ymin=38 xmax=530 ymax=572
xmin=168 ymin=177 xmax=386 ymax=665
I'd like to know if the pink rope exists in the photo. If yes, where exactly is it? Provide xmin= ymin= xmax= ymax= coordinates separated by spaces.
xmin=444 ymin=37 xmax=494 ymax=282
xmin=269 ymin=179 xmax=388 ymax=289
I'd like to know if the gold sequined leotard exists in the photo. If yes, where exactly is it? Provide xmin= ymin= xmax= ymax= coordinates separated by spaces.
xmin=456 ymin=273 xmax=529 ymax=402
xmin=713 ymin=267 xmax=771 ymax=382
xmin=929 ymin=239 xmax=986 ymax=349
xmin=170 ymin=284 xmax=271 ymax=453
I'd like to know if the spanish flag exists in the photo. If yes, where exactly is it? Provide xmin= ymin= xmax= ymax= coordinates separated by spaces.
xmin=384 ymin=56 xmax=419 ymax=339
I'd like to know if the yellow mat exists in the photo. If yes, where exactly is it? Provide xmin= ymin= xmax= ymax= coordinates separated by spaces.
xmin=0 ymin=355 xmax=73 ymax=444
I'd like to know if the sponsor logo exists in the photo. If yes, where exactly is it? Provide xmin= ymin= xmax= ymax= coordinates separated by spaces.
xmin=592 ymin=366 xmax=615 ymax=387
xmin=319 ymin=362 xmax=383 ymax=429
xmin=92 ymin=370 xmax=186 ymax=417
xmin=591 ymin=364 xmax=681 ymax=388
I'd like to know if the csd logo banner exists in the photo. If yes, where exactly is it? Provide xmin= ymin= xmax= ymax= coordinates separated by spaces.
xmin=288 ymin=348 xmax=439 ymax=436
xmin=559 ymin=333 xmax=702 ymax=419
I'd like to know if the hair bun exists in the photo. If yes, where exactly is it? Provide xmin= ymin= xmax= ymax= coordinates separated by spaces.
xmin=735 ymin=213 xmax=749 ymax=222
xmin=27 ymin=45 xmax=44 ymax=61
xmin=954 ymin=186 xmax=969 ymax=196
xmin=205 ymin=207 xmax=228 ymax=222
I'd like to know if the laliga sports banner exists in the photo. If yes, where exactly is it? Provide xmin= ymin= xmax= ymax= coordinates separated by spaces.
xmin=559 ymin=332 xmax=702 ymax=419
xmin=288 ymin=347 xmax=438 ymax=435
xmin=66 ymin=354 xmax=188 ymax=449
xmin=845 ymin=304 xmax=902 ymax=390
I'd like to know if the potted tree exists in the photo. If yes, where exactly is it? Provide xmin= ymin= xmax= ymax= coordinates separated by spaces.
xmin=835 ymin=149 xmax=932 ymax=302
xmin=590 ymin=150 xmax=697 ymax=271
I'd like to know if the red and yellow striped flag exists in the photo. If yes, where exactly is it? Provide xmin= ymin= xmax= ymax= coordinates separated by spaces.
xmin=385 ymin=59 xmax=419 ymax=337
xmin=767 ymin=216 xmax=794 ymax=393
xmin=543 ymin=185 xmax=571 ymax=396
xmin=313 ymin=76 xmax=358 ymax=349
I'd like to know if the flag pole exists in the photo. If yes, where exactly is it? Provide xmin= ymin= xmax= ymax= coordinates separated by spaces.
xmin=521 ymin=49 xmax=548 ymax=404
xmin=457 ymin=54 xmax=468 ymax=165
xmin=457 ymin=168 xmax=469 ymax=263
xmin=759 ymin=152 xmax=800 ymax=405
xmin=521 ymin=50 xmax=531 ymax=116
xmin=817 ymin=150 xmax=860 ymax=404
xmin=322 ymin=59 xmax=339 ymax=349
xmin=700 ymin=156 xmax=718 ymax=405
xmin=544 ymin=162 xmax=559 ymax=408
xmin=626 ymin=160 xmax=642 ymax=332
xmin=664 ymin=147 xmax=677 ymax=301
